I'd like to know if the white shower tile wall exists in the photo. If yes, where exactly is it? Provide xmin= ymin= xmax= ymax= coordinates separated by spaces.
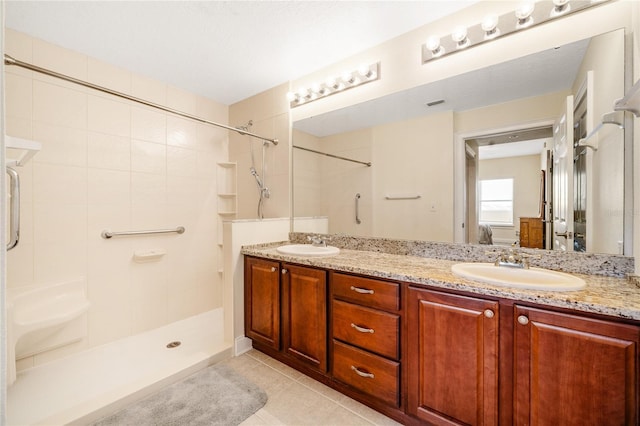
xmin=4 ymin=28 xmax=230 ymax=369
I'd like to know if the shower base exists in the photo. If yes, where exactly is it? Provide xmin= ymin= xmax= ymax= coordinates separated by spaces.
xmin=7 ymin=308 xmax=232 ymax=425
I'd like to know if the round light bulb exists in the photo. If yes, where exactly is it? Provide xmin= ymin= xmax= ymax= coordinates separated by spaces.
xmin=310 ymin=82 xmax=321 ymax=94
xmin=515 ymin=2 xmax=535 ymax=19
xmin=286 ymin=92 xmax=296 ymax=102
xmin=451 ymin=26 xmax=470 ymax=49
xmin=551 ymin=0 xmax=571 ymax=17
xmin=325 ymin=77 xmax=337 ymax=89
xmin=481 ymin=14 xmax=498 ymax=32
xmin=515 ymin=2 xmax=535 ymax=28
xmin=358 ymin=64 xmax=371 ymax=78
xmin=297 ymin=87 xmax=309 ymax=100
xmin=451 ymin=26 xmax=468 ymax=43
xmin=425 ymin=36 xmax=444 ymax=58
xmin=341 ymin=71 xmax=354 ymax=84
xmin=426 ymin=36 xmax=440 ymax=52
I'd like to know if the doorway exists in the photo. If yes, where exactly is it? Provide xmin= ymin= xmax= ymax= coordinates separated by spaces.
xmin=462 ymin=126 xmax=553 ymax=247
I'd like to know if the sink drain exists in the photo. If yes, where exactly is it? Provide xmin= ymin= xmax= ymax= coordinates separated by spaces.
xmin=166 ymin=341 xmax=181 ymax=349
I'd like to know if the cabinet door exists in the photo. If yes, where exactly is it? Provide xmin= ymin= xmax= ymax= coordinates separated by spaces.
xmin=282 ymin=263 xmax=328 ymax=372
xmin=407 ymin=287 xmax=499 ymax=425
xmin=514 ymin=305 xmax=639 ymax=425
xmin=244 ymin=257 xmax=280 ymax=349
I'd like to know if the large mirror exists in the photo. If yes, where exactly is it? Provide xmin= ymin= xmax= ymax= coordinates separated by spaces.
xmin=292 ymin=29 xmax=628 ymax=255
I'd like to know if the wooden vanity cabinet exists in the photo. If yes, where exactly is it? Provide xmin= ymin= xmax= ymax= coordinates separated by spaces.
xmin=244 ymin=257 xmax=328 ymax=373
xmin=514 ymin=305 xmax=640 ymax=425
xmin=244 ymin=257 xmax=281 ymax=350
xmin=407 ymin=286 xmax=499 ymax=425
xmin=282 ymin=263 xmax=328 ymax=372
xmin=245 ymin=256 xmax=640 ymax=425
xmin=330 ymin=273 xmax=401 ymax=408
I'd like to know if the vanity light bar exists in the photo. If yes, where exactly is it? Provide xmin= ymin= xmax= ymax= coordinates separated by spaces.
xmin=422 ymin=0 xmax=611 ymax=64
xmin=287 ymin=62 xmax=380 ymax=108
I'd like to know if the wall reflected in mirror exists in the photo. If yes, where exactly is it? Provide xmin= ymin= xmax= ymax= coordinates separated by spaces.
xmin=292 ymin=28 xmax=627 ymax=255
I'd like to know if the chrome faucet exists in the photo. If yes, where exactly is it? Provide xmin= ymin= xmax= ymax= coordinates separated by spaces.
xmin=492 ymin=247 xmax=538 ymax=269
xmin=307 ymin=235 xmax=328 ymax=247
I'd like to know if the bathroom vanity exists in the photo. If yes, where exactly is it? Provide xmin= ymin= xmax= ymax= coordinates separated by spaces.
xmin=242 ymin=242 xmax=640 ymax=425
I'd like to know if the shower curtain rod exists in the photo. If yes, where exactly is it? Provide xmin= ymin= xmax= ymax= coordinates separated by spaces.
xmin=3 ymin=54 xmax=278 ymax=145
xmin=293 ymin=145 xmax=371 ymax=167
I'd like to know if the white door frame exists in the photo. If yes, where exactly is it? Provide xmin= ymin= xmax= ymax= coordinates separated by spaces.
xmin=453 ymin=119 xmax=555 ymax=244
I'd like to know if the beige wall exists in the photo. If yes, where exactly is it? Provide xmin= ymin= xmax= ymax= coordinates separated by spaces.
xmin=373 ymin=111 xmax=454 ymax=241
xmin=479 ymin=155 xmax=542 ymax=244
xmin=4 ymin=29 xmax=228 ymax=368
xmin=292 ymin=129 xmax=322 ymax=218
xmin=293 ymin=111 xmax=453 ymax=242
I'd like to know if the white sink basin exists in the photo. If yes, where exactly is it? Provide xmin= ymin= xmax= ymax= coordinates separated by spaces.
xmin=276 ymin=244 xmax=340 ymax=257
xmin=451 ymin=262 xmax=586 ymax=291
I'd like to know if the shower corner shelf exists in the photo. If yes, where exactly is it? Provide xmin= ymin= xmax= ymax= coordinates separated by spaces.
xmin=216 ymin=162 xmax=237 ymax=275
xmin=5 ymin=135 xmax=42 ymax=166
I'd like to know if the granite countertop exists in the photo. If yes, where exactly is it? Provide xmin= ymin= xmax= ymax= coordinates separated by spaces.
xmin=242 ymin=243 xmax=640 ymax=322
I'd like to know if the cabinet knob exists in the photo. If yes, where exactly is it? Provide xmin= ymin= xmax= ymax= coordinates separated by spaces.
xmin=271 ymin=267 xmax=277 ymax=272
xmin=281 ymin=268 xmax=288 ymax=275
xmin=517 ymin=315 xmax=529 ymax=325
xmin=484 ymin=309 xmax=495 ymax=319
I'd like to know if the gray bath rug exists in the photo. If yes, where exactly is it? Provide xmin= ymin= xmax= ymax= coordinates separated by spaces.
xmin=92 ymin=364 xmax=267 ymax=426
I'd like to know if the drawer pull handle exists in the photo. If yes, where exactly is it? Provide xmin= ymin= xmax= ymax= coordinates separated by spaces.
xmin=271 ymin=267 xmax=277 ymax=272
xmin=350 ymin=286 xmax=374 ymax=295
xmin=517 ymin=315 xmax=529 ymax=325
xmin=351 ymin=323 xmax=374 ymax=334
xmin=351 ymin=366 xmax=375 ymax=379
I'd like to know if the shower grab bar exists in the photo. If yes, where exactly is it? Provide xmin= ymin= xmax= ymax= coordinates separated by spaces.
xmin=293 ymin=145 xmax=372 ymax=167
xmin=6 ymin=166 xmax=20 ymax=250
xmin=385 ymin=194 xmax=421 ymax=200
xmin=101 ymin=226 xmax=185 ymax=239
xmin=355 ymin=193 xmax=362 ymax=224
xmin=3 ymin=54 xmax=277 ymax=146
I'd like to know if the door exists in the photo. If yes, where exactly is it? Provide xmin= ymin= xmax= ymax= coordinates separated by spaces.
xmin=407 ymin=287 xmax=499 ymax=425
xmin=514 ymin=305 xmax=639 ymax=425
xmin=552 ymin=95 xmax=574 ymax=251
xmin=244 ymin=257 xmax=281 ymax=349
xmin=282 ymin=263 xmax=328 ymax=372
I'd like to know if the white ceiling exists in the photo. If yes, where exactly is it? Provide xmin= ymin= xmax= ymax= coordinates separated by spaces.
xmin=4 ymin=0 xmax=480 ymax=105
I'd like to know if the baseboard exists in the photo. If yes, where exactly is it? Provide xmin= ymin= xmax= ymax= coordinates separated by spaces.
xmin=234 ymin=336 xmax=253 ymax=356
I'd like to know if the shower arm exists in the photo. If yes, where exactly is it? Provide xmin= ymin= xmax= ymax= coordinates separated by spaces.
xmin=3 ymin=54 xmax=278 ymax=146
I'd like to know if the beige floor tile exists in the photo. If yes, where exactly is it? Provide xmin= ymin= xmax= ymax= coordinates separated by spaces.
xmin=260 ymin=356 xmax=307 ymax=381
xmin=335 ymin=395 xmax=403 ymax=426
xmin=239 ymin=413 xmax=270 ymax=426
xmin=230 ymin=351 xmax=400 ymax=426
xmin=296 ymin=374 xmax=347 ymax=403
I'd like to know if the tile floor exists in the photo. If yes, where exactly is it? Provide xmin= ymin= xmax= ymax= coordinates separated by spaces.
xmin=222 ymin=349 xmax=402 ymax=426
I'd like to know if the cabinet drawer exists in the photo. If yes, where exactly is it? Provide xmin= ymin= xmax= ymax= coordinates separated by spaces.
xmin=332 ymin=273 xmax=399 ymax=311
xmin=333 ymin=299 xmax=399 ymax=360
xmin=333 ymin=340 xmax=399 ymax=407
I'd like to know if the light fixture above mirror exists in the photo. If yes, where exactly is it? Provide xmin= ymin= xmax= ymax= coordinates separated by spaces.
xmin=287 ymin=62 xmax=380 ymax=108
xmin=422 ymin=0 xmax=611 ymax=64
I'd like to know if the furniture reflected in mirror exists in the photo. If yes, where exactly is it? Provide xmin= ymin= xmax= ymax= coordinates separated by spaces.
xmin=519 ymin=171 xmax=545 ymax=249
